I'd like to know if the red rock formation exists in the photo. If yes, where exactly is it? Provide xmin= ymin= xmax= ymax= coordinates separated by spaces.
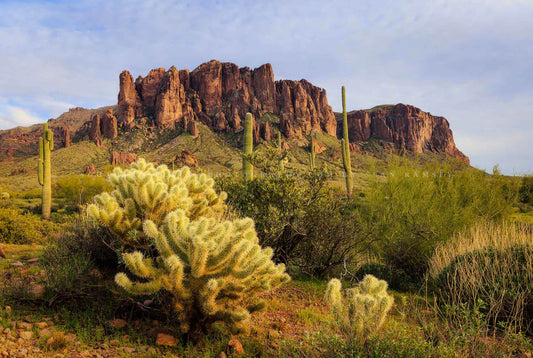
xmin=117 ymin=71 xmax=142 ymax=128
xmin=116 ymin=60 xmax=337 ymax=139
xmin=110 ymin=152 xmax=138 ymax=165
xmin=174 ymin=149 xmax=199 ymax=168
xmin=101 ymin=109 xmax=118 ymax=139
xmin=187 ymin=120 xmax=199 ymax=138
xmin=63 ymin=126 xmax=71 ymax=147
xmin=341 ymin=104 xmax=469 ymax=163
xmin=85 ymin=163 xmax=97 ymax=175
xmin=89 ymin=114 xmax=101 ymax=142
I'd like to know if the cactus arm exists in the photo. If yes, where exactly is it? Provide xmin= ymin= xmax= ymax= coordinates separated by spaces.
xmin=242 ymin=113 xmax=254 ymax=180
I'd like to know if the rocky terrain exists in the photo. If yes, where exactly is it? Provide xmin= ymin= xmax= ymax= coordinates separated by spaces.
xmin=0 ymin=60 xmax=469 ymax=164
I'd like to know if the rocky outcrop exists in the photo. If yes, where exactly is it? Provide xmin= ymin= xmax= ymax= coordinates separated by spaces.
xmin=339 ymin=104 xmax=469 ymax=164
xmin=85 ymin=163 xmax=97 ymax=175
xmin=116 ymin=60 xmax=337 ymax=140
xmin=110 ymin=152 xmax=138 ymax=165
xmin=174 ymin=150 xmax=198 ymax=168
xmin=117 ymin=71 xmax=142 ymax=129
xmin=89 ymin=109 xmax=118 ymax=144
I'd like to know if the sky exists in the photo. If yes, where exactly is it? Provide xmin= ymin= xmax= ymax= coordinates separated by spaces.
xmin=0 ymin=0 xmax=532 ymax=174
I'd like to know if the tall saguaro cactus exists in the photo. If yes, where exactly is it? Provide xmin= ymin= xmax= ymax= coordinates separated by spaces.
xmin=38 ymin=123 xmax=54 ymax=220
xmin=242 ymin=112 xmax=254 ymax=180
xmin=309 ymin=136 xmax=316 ymax=171
xmin=341 ymin=86 xmax=353 ymax=198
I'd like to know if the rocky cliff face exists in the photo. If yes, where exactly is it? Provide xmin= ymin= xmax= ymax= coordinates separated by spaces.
xmin=117 ymin=60 xmax=337 ymax=140
xmin=338 ymin=104 xmax=469 ymax=164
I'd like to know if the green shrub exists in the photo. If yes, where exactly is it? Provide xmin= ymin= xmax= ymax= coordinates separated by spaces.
xmin=358 ymin=160 xmax=519 ymax=284
xmin=434 ymin=245 xmax=533 ymax=335
xmin=355 ymin=263 xmax=393 ymax=283
xmin=0 ymin=207 xmax=57 ymax=244
xmin=54 ymin=174 xmax=112 ymax=210
xmin=217 ymin=146 xmax=369 ymax=277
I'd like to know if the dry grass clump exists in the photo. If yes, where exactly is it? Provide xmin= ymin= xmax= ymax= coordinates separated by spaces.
xmin=429 ymin=220 xmax=532 ymax=278
xmin=429 ymin=221 xmax=533 ymax=335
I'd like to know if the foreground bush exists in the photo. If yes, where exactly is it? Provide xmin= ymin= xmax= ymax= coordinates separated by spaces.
xmin=54 ymin=174 xmax=111 ymax=211
xmin=325 ymin=275 xmax=394 ymax=344
xmin=430 ymin=221 xmax=533 ymax=335
xmin=0 ymin=207 xmax=57 ymax=244
xmin=218 ymin=148 xmax=367 ymax=277
xmin=89 ymin=159 xmax=289 ymax=341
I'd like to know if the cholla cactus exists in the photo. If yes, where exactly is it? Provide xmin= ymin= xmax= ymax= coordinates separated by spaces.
xmin=115 ymin=209 xmax=290 ymax=339
xmin=325 ymin=275 xmax=394 ymax=344
xmin=87 ymin=158 xmax=227 ymax=248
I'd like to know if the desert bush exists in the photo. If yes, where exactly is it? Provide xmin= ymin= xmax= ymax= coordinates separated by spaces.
xmin=359 ymin=161 xmax=519 ymax=284
xmin=325 ymin=275 xmax=394 ymax=344
xmin=0 ymin=187 xmax=9 ymax=200
xmin=88 ymin=159 xmax=289 ymax=341
xmin=519 ymin=175 xmax=533 ymax=210
xmin=217 ymin=148 xmax=368 ymax=277
xmin=429 ymin=221 xmax=533 ymax=335
xmin=87 ymin=158 xmax=226 ymax=250
xmin=0 ymin=207 xmax=57 ymax=244
xmin=54 ymin=174 xmax=111 ymax=210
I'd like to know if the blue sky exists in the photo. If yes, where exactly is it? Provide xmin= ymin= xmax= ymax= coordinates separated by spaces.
xmin=0 ymin=0 xmax=532 ymax=174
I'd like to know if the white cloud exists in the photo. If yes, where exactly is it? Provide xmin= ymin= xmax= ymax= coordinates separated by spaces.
xmin=0 ymin=105 xmax=43 ymax=129
xmin=0 ymin=0 xmax=531 ymax=173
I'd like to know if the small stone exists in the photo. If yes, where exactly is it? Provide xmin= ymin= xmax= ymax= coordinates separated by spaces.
xmin=4 ymin=306 xmax=11 ymax=315
xmin=19 ymin=331 xmax=32 ymax=340
xmin=123 ymin=347 xmax=135 ymax=354
xmin=12 ymin=262 xmax=24 ymax=268
xmin=109 ymin=339 xmax=120 ymax=346
xmin=109 ymin=319 xmax=127 ymax=329
xmin=26 ymin=258 xmax=39 ymax=264
xmin=29 ymin=284 xmax=46 ymax=298
xmin=268 ymin=329 xmax=280 ymax=339
xmin=156 ymin=333 xmax=178 ymax=347
xmin=227 ymin=338 xmax=245 ymax=355
xmin=19 ymin=322 xmax=32 ymax=330
xmin=39 ymin=328 xmax=52 ymax=338
xmin=216 ymin=352 xmax=227 ymax=358
xmin=36 ymin=322 xmax=48 ymax=329
xmin=17 ymin=348 xmax=27 ymax=357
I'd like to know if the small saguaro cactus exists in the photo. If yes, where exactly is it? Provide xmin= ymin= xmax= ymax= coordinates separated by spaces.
xmin=242 ymin=112 xmax=254 ymax=180
xmin=38 ymin=123 xmax=54 ymax=220
xmin=341 ymin=86 xmax=353 ymax=198
xmin=309 ymin=136 xmax=316 ymax=171
xmin=325 ymin=275 xmax=394 ymax=344
xmin=277 ymin=131 xmax=282 ymax=150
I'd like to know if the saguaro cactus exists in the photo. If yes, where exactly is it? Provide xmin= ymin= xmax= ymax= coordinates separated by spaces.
xmin=38 ymin=123 xmax=53 ymax=220
xmin=341 ymin=86 xmax=353 ymax=198
xmin=242 ymin=112 xmax=254 ymax=180
xmin=309 ymin=136 xmax=316 ymax=170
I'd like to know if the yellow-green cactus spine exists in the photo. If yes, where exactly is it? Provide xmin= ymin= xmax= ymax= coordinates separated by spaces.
xmin=87 ymin=158 xmax=227 ymax=249
xmin=116 ymin=209 xmax=290 ymax=340
xmin=325 ymin=275 xmax=394 ymax=344
xmin=38 ymin=123 xmax=53 ymax=220
xmin=242 ymin=112 xmax=254 ymax=180
xmin=309 ymin=136 xmax=316 ymax=171
xmin=341 ymin=86 xmax=353 ymax=198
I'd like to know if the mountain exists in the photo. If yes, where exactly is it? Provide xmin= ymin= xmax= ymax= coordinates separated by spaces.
xmin=0 ymin=60 xmax=469 ymax=173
